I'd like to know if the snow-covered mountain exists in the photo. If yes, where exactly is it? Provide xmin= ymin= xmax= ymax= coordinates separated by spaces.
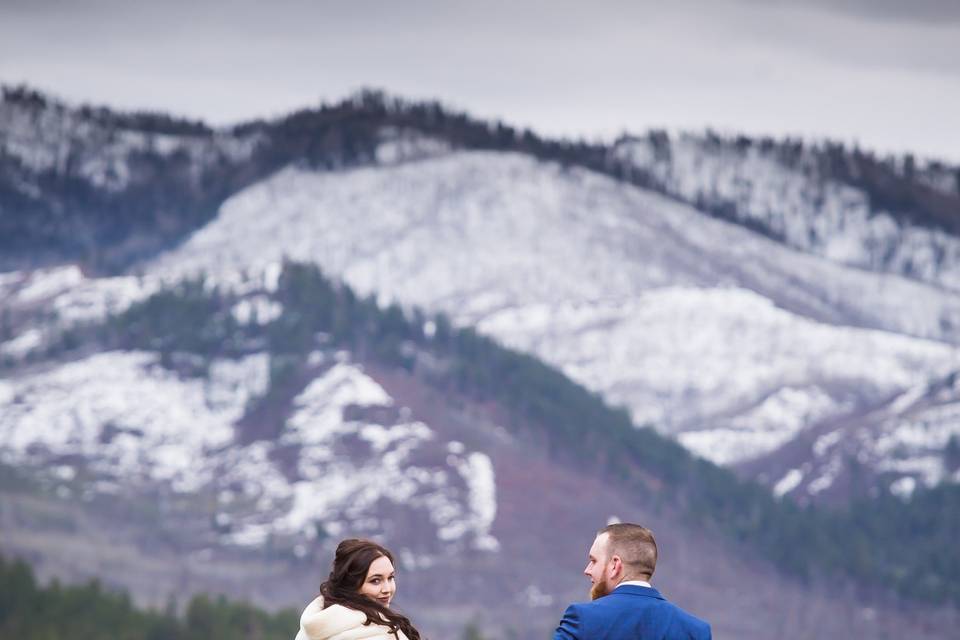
xmin=146 ymin=150 xmax=960 ymax=494
xmin=2 ymin=88 xmax=960 ymax=638
xmin=5 ymin=143 xmax=958 ymax=501
xmin=613 ymin=133 xmax=960 ymax=291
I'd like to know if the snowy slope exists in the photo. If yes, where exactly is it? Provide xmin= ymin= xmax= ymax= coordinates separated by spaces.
xmin=141 ymin=150 xmax=960 ymax=496
xmin=767 ymin=369 xmax=960 ymax=502
xmin=0 ymin=94 xmax=257 ymax=193
xmin=0 ymin=349 xmax=498 ymax=553
xmin=149 ymin=152 xmax=960 ymax=340
xmin=613 ymin=135 xmax=960 ymax=292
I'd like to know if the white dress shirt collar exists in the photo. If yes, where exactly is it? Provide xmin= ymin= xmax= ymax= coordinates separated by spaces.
xmin=618 ymin=580 xmax=652 ymax=588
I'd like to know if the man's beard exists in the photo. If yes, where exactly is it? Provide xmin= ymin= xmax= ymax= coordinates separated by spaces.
xmin=590 ymin=579 xmax=611 ymax=601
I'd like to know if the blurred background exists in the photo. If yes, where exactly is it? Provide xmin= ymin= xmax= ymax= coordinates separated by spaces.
xmin=1 ymin=1 xmax=959 ymax=638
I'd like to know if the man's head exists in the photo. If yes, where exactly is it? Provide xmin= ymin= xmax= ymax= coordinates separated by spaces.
xmin=584 ymin=523 xmax=658 ymax=600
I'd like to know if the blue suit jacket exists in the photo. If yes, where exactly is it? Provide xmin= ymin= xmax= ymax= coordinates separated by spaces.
xmin=553 ymin=585 xmax=711 ymax=640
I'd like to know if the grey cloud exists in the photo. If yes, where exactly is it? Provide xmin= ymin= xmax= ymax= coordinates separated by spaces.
xmin=768 ymin=0 xmax=960 ymax=24
xmin=1 ymin=0 xmax=958 ymax=161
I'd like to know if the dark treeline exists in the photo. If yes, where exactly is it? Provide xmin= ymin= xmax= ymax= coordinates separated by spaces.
xmin=0 ymin=555 xmax=493 ymax=640
xmin=706 ymin=132 xmax=960 ymax=235
xmin=79 ymin=261 xmax=960 ymax=606
xmin=2 ymin=86 xmax=213 ymax=136
xmin=3 ymin=85 xmax=957 ymax=273
xmin=0 ymin=555 xmax=298 ymax=640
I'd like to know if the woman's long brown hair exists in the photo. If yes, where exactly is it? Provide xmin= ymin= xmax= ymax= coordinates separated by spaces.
xmin=319 ymin=538 xmax=422 ymax=640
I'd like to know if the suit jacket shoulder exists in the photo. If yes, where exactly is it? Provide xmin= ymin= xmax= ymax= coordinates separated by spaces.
xmin=553 ymin=586 xmax=711 ymax=640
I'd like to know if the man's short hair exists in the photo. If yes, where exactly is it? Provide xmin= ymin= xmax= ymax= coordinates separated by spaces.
xmin=599 ymin=523 xmax=658 ymax=580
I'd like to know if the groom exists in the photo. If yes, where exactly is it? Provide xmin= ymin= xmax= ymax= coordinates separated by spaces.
xmin=553 ymin=523 xmax=711 ymax=640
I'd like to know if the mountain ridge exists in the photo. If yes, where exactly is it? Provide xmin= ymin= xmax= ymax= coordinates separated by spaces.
xmin=3 ymin=84 xmax=958 ymax=285
xmin=3 ymin=86 xmax=960 ymax=638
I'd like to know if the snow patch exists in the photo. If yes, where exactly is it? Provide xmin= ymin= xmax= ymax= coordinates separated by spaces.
xmin=773 ymin=469 xmax=804 ymax=498
xmin=1 ymin=328 xmax=44 ymax=359
xmin=889 ymin=476 xmax=917 ymax=499
xmin=231 ymin=296 xmax=283 ymax=325
xmin=15 ymin=266 xmax=84 ymax=303
xmin=217 ymin=359 xmax=501 ymax=550
xmin=0 ymin=351 xmax=269 ymax=491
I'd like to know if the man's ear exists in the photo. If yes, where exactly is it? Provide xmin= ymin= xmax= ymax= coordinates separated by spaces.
xmin=608 ymin=555 xmax=623 ymax=580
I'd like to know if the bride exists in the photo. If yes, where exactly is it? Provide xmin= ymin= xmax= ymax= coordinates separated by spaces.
xmin=295 ymin=538 xmax=422 ymax=640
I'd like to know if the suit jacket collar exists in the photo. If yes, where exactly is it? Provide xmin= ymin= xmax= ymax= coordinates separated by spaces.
xmin=611 ymin=584 xmax=665 ymax=600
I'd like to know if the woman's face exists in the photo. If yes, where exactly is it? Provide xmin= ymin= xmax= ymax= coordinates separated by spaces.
xmin=358 ymin=555 xmax=396 ymax=607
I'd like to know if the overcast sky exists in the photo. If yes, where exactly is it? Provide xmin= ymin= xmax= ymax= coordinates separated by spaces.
xmin=2 ymin=0 xmax=959 ymax=161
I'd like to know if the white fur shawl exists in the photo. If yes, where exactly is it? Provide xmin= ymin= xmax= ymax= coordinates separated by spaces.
xmin=294 ymin=596 xmax=410 ymax=640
